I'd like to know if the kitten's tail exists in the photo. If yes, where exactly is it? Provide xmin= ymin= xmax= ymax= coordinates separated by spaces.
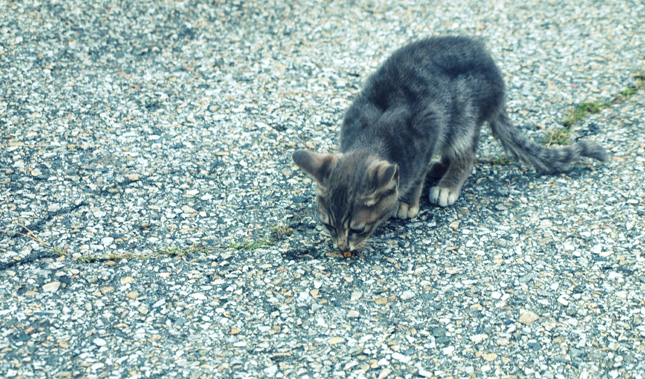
xmin=489 ymin=109 xmax=607 ymax=172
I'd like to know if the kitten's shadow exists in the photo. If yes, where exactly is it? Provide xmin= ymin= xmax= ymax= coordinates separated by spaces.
xmin=284 ymin=161 xmax=599 ymax=261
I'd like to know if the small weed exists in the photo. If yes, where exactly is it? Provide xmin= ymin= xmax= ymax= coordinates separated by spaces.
xmin=229 ymin=238 xmax=276 ymax=251
xmin=229 ymin=224 xmax=293 ymax=251
xmin=544 ymin=127 xmax=573 ymax=146
xmin=482 ymin=157 xmax=513 ymax=166
xmin=617 ymin=74 xmax=644 ymax=101
xmin=105 ymin=253 xmax=135 ymax=261
xmin=562 ymin=72 xmax=644 ymax=127
xmin=75 ymin=255 xmax=100 ymax=263
xmin=186 ymin=243 xmax=208 ymax=255
xmin=52 ymin=246 xmax=67 ymax=257
xmin=75 ymin=252 xmax=135 ymax=263
xmin=562 ymin=101 xmax=610 ymax=127
xmin=159 ymin=247 xmax=189 ymax=258
xmin=271 ymin=224 xmax=294 ymax=241
xmin=73 ymin=244 xmax=208 ymax=264
xmin=158 ymin=244 xmax=207 ymax=258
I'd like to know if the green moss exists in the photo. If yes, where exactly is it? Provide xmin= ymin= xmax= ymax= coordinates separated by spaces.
xmin=271 ymin=224 xmax=294 ymax=241
xmin=105 ymin=253 xmax=136 ymax=261
xmin=75 ymin=255 xmax=100 ymax=263
xmin=617 ymin=74 xmax=644 ymax=101
xmin=159 ymin=244 xmax=207 ymax=257
xmin=543 ymin=127 xmax=573 ymax=146
xmin=52 ymin=246 xmax=67 ymax=257
xmin=159 ymin=247 xmax=189 ymax=257
xmin=73 ymin=244 xmax=208 ymax=263
xmin=563 ymin=72 xmax=644 ymax=127
xmin=228 ymin=223 xmax=294 ymax=251
xmin=562 ymin=101 xmax=610 ymax=127
xmin=229 ymin=238 xmax=276 ymax=251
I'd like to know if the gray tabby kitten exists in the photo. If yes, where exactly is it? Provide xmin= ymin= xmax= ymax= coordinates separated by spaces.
xmin=293 ymin=36 xmax=606 ymax=252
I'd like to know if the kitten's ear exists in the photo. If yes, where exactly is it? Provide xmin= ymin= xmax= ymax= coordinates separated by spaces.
xmin=369 ymin=161 xmax=399 ymax=190
xmin=292 ymin=150 xmax=339 ymax=184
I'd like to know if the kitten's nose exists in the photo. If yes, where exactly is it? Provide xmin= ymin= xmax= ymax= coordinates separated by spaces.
xmin=336 ymin=236 xmax=350 ymax=252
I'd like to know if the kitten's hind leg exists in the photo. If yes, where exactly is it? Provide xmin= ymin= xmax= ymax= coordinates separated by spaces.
xmin=395 ymin=179 xmax=424 ymax=219
xmin=429 ymin=154 xmax=475 ymax=207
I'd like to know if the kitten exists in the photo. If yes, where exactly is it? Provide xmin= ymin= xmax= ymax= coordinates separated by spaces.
xmin=293 ymin=36 xmax=607 ymax=252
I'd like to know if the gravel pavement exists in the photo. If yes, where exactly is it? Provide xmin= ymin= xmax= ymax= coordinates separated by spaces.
xmin=1 ymin=0 xmax=644 ymax=378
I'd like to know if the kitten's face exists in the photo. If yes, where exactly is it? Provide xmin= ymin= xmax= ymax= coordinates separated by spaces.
xmin=293 ymin=150 xmax=399 ymax=251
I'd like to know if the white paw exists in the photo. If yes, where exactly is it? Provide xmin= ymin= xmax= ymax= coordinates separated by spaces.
xmin=395 ymin=202 xmax=419 ymax=219
xmin=429 ymin=186 xmax=459 ymax=207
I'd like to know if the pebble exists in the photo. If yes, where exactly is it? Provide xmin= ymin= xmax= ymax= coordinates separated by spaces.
xmin=392 ymin=352 xmax=411 ymax=363
xmin=378 ymin=368 xmax=392 ymax=379
xmin=400 ymin=290 xmax=415 ymax=300
xmin=329 ymin=337 xmax=344 ymax=344
xmin=42 ymin=281 xmax=61 ymax=292
xmin=348 ymin=310 xmax=360 ymax=318
xmin=519 ymin=310 xmax=539 ymax=325
xmin=137 ymin=305 xmax=149 ymax=315
xmin=482 ymin=353 xmax=498 ymax=362
xmin=93 ymin=338 xmax=107 ymax=347
xmin=124 ymin=174 xmax=140 ymax=182
xmin=100 ymin=286 xmax=114 ymax=295
xmin=126 ymin=291 xmax=139 ymax=299
xmin=470 ymin=334 xmax=488 ymax=343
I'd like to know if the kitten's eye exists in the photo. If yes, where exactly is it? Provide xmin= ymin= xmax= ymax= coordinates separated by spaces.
xmin=349 ymin=226 xmax=366 ymax=235
xmin=322 ymin=223 xmax=336 ymax=233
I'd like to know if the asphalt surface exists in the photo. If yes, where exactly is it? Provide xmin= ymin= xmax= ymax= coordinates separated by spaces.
xmin=1 ymin=0 xmax=644 ymax=378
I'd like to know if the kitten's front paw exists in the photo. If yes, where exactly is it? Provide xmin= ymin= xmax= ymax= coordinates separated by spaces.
xmin=429 ymin=186 xmax=459 ymax=207
xmin=395 ymin=202 xmax=419 ymax=219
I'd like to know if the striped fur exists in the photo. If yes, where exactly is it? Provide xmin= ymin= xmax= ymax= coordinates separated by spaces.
xmin=293 ymin=37 xmax=607 ymax=251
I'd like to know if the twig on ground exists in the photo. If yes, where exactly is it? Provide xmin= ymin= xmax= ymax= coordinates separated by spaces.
xmin=295 ymin=134 xmax=315 ymax=150
xmin=0 ymin=221 xmax=51 ymax=248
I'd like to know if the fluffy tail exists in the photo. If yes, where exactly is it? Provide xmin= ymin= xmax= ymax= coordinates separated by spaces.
xmin=488 ymin=109 xmax=607 ymax=172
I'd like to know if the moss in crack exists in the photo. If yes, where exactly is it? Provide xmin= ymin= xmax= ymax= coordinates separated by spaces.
xmin=271 ymin=224 xmax=294 ymax=242
xmin=158 ymin=244 xmax=206 ymax=258
xmin=562 ymin=101 xmax=610 ymax=127
xmin=75 ymin=255 xmax=101 ymax=263
xmin=228 ymin=223 xmax=294 ymax=251
xmin=617 ymin=72 xmax=644 ymax=101
xmin=53 ymin=246 xmax=68 ymax=257
xmin=73 ymin=252 xmax=136 ymax=263
xmin=479 ymin=157 xmax=513 ymax=166
xmin=229 ymin=238 xmax=276 ymax=251
xmin=73 ymin=244 xmax=208 ymax=263
xmin=543 ymin=127 xmax=573 ymax=147
xmin=561 ymin=72 xmax=644 ymax=128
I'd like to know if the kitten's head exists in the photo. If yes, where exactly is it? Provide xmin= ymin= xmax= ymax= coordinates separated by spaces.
xmin=292 ymin=149 xmax=398 ymax=251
